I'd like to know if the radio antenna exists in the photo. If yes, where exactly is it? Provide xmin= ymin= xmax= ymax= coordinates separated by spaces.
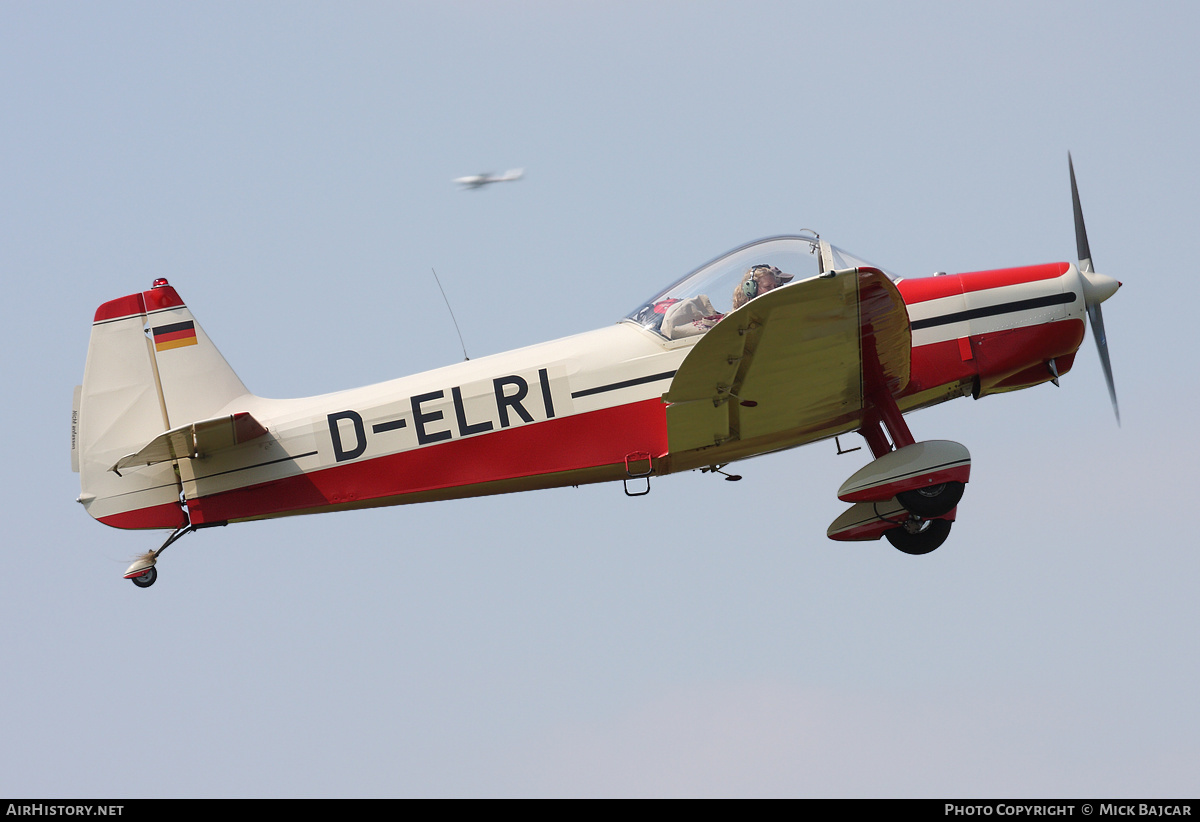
xmin=432 ymin=267 xmax=470 ymax=361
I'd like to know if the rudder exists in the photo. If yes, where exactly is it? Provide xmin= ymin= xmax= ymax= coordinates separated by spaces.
xmin=141 ymin=279 xmax=249 ymax=427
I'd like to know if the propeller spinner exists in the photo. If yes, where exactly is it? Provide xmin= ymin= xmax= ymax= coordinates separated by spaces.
xmin=1069 ymin=153 xmax=1121 ymax=424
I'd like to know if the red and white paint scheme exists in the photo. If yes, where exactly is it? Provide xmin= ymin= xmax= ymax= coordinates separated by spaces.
xmin=73 ymin=159 xmax=1121 ymax=587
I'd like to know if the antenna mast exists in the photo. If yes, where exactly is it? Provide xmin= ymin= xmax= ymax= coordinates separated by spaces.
xmin=431 ymin=268 xmax=469 ymax=361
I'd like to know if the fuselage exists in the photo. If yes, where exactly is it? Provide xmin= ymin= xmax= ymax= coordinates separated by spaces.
xmin=77 ymin=258 xmax=1088 ymax=530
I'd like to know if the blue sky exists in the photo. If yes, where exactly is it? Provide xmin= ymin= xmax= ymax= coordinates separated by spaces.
xmin=3 ymin=1 xmax=1198 ymax=797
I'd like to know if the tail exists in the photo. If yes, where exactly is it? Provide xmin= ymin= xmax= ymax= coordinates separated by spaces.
xmin=74 ymin=279 xmax=251 ymax=529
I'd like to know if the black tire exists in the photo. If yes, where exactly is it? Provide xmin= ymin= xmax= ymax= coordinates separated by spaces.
xmin=897 ymin=481 xmax=965 ymax=518
xmin=885 ymin=518 xmax=952 ymax=555
xmin=131 ymin=566 xmax=157 ymax=588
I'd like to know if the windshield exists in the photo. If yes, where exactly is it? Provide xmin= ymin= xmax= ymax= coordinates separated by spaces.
xmin=823 ymin=243 xmax=899 ymax=279
xmin=626 ymin=234 xmax=901 ymax=339
xmin=625 ymin=235 xmax=819 ymax=339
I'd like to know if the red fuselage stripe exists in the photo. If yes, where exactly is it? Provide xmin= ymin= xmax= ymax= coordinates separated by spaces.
xmin=186 ymin=397 xmax=670 ymax=524
xmin=97 ymin=501 xmax=188 ymax=530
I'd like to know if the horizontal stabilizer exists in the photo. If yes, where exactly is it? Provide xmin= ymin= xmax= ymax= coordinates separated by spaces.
xmin=111 ymin=413 xmax=267 ymax=475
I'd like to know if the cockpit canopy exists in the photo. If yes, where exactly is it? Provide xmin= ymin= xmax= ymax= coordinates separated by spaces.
xmin=626 ymin=234 xmax=897 ymax=340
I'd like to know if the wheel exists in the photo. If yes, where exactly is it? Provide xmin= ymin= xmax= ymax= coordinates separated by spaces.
xmin=130 ymin=566 xmax=157 ymax=588
xmin=885 ymin=518 xmax=952 ymax=555
xmin=897 ymin=481 xmax=964 ymax=518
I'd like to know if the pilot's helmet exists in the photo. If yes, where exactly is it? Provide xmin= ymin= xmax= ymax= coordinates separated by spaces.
xmin=732 ymin=264 xmax=793 ymax=309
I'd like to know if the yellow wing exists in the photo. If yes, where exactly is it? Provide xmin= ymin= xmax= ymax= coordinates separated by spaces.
xmin=664 ymin=268 xmax=910 ymax=454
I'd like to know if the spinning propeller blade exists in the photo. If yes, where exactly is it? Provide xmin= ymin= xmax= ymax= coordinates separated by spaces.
xmin=1069 ymin=153 xmax=1121 ymax=425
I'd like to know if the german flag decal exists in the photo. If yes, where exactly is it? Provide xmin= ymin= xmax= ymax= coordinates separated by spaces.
xmin=152 ymin=320 xmax=197 ymax=351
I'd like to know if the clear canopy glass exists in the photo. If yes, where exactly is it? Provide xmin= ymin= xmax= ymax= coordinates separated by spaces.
xmin=625 ymin=234 xmax=898 ymax=340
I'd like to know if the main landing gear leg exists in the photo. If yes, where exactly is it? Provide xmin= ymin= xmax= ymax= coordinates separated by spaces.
xmin=859 ymin=382 xmax=915 ymax=457
xmin=839 ymin=390 xmax=964 ymax=554
xmin=123 ymin=523 xmax=196 ymax=589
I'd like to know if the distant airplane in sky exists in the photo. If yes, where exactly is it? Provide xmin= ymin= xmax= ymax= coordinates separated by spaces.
xmin=453 ymin=169 xmax=524 ymax=189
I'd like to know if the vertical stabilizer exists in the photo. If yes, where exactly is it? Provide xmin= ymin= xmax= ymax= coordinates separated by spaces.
xmin=76 ymin=280 xmax=251 ymax=530
xmin=78 ymin=291 xmax=184 ymax=528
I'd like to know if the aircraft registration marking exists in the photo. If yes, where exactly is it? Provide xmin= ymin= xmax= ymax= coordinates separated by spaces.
xmin=325 ymin=366 xmax=569 ymax=464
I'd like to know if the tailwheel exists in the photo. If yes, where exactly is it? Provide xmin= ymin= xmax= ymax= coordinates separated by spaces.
xmin=897 ymin=481 xmax=965 ymax=518
xmin=130 ymin=566 xmax=158 ymax=588
xmin=885 ymin=517 xmax=951 ymax=555
xmin=121 ymin=523 xmax=196 ymax=589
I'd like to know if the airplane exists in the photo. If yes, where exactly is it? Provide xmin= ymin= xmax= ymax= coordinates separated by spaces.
xmin=72 ymin=156 xmax=1120 ymax=588
xmin=453 ymin=168 xmax=524 ymax=189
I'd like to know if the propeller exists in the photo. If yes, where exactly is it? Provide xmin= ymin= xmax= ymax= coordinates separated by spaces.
xmin=1069 ymin=153 xmax=1121 ymax=424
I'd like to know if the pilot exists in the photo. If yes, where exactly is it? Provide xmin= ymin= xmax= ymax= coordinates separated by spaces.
xmin=731 ymin=264 xmax=793 ymax=310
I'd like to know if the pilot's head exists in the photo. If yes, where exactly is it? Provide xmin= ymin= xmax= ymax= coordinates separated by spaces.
xmin=732 ymin=264 xmax=793 ymax=309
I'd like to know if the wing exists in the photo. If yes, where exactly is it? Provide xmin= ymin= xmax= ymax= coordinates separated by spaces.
xmin=110 ymin=412 xmax=268 ymax=475
xmin=663 ymin=267 xmax=910 ymax=454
